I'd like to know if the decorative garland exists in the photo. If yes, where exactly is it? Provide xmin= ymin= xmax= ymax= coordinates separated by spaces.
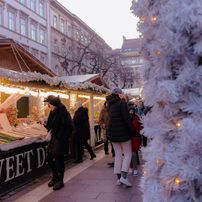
xmin=0 ymin=67 xmax=110 ymax=93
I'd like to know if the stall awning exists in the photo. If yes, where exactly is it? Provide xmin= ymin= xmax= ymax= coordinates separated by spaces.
xmin=60 ymin=74 xmax=110 ymax=89
xmin=0 ymin=39 xmax=55 ymax=76
xmin=122 ymin=88 xmax=143 ymax=97
xmin=0 ymin=68 xmax=110 ymax=93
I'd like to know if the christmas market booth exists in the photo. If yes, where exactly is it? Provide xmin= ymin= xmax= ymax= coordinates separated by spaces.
xmin=0 ymin=39 xmax=109 ymax=195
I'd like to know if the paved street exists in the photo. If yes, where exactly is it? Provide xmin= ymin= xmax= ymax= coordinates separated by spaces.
xmin=2 ymin=149 xmax=143 ymax=202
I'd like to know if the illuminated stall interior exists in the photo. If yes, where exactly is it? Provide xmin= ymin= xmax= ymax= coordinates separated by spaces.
xmin=0 ymin=75 xmax=108 ymax=147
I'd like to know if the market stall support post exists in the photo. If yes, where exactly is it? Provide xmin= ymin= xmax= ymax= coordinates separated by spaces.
xmin=89 ymin=94 xmax=95 ymax=147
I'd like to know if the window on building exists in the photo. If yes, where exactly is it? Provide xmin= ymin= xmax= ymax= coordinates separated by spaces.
xmin=53 ymin=15 xmax=57 ymax=28
xmin=30 ymin=0 xmax=36 ymax=11
xmin=39 ymin=28 xmax=45 ymax=44
xmin=0 ymin=5 xmax=3 ymax=26
xmin=20 ymin=18 xmax=27 ymax=36
xmin=67 ymin=25 xmax=71 ymax=36
xmin=8 ymin=11 xmax=16 ymax=31
xmin=31 ymin=24 xmax=37 ymax=41
xmin=19 ymin=0 xmax=26 ymax=5
xmin=39 ymin=1 xmax=44 ymax=17
xmin=60 ymin=19 xmax=65 ymax=33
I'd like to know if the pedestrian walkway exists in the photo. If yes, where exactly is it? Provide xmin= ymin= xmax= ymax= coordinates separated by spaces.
xmin=2 ymin=149 xmax=143 ymax=202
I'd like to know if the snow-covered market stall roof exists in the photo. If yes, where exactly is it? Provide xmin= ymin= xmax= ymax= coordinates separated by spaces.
xmin=0 ymin=68 xmax=110 ymax=93
xmin=0 ymin=39 xmax=55 ymax=76
xmin=60 ymin=74 xmax=109 ymax=89
xmin=122 ymin=88 xmax=143 ymax=97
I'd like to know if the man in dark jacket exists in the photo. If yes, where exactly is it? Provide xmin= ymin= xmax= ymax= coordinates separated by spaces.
xmin=44 ymin=95 xmax=73 ymax=190
xmin=73 ymin=102 xmax=96 ymax=163
xmin=106 ymin=88 xmax=134 ymax=187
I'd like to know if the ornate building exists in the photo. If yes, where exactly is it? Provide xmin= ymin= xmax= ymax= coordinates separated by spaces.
xmin=111 ymin=37 xmax=144 ymax=88
xmin=120 ymin=37 xmax=144 ymax=88
xmin=0 ymin=0 xmax=111 ymax=76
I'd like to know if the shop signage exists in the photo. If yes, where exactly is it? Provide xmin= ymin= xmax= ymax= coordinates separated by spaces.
xmin=0 ymin=142 xmax=48 ymax=195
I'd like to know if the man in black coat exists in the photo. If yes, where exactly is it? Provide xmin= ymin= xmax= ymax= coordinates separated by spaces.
xmin=73 ymin=102 xmax=96 ymax=163
xmin=44 ymin=95 xmax=73 ymax=190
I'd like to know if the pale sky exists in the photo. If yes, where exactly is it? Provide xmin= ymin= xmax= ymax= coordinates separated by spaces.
xmin=57 ymin=0 xmax=140 ymax=49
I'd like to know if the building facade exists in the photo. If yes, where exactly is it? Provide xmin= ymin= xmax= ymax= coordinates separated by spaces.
xmin=111 ymin=37 xmax=144 ymax=89
xmin=120 ymin=37 xmax=144 ymax=88
xmin=0 ymin=0 xmax=50 ymax=66
xmin=0 ymin=0 xmax=111 ymax=76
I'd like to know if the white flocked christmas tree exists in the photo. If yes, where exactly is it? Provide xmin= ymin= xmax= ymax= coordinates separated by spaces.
xmin=132 ymin=0 xmax=202 ymax=201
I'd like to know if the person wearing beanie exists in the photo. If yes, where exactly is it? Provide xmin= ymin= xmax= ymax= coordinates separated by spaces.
xmin=106 ymin=88 xmax=134 ymax=187
xmin=111 ymin=87 xmax=123 ymax=95
xmin=44 ymin=95 xmax=73 ymax=190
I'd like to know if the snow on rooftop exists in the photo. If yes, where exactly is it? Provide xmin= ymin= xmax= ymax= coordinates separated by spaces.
xmin=122 ymin=88 xmax=143 ymax=96
xmin=60 ymin=74 xmax=99 ymax=83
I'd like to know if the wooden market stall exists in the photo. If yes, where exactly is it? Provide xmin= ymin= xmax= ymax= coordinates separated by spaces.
xmin=0 ymin=39 xmax=109 ymax=195
xmin=0 ymin=38 xmax=56 ymax=195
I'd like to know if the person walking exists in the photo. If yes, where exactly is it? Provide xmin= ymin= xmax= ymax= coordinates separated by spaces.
xmin=73 ymin=102 xmax=96 ymax=163
xmin=99 ymin=102 xmax=115 ymax=155
xmin=44 ymin=95 xmax=73 ymax=190
xmin=106 ymin=88 xmax=134 ymax=187
xmin=99 ymin=102 xmax=115 ymax=167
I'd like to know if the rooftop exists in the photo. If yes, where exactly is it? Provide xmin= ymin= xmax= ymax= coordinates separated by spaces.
xmin=121 ymin=38 xmax=143 ymax=52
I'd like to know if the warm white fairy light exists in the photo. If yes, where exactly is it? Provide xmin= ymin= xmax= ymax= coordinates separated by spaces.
xmin=143 ymin=169 xmax=149 ymax=176
xmin=140 ymin=16 xmax=146 ymax=22
xmin=0 ymin=85 xmax=25 ymax=94
xmin=151 ymin=16 xmax=158 ymax=23
xmin=93 ymin=96 xmax=105 ymax=100
xmin=156 ymin=159 xmax=161 ymax=165
xmin=156 ymin=50 xmax=161 ymax=56
xmin=78 ymin=94 xmax=90 ymax=99
xmin=175 ymin=122 xmax=182 ymax=128
xmin=70 ymin=93 xmax=77 ymax=108
xmin=174 ymin=177 xmax=181 ymax=186
xmin=39 ymin=91 xmax=69 ymax=99
xmin=0 ymin=85 xmax=69 ymax=99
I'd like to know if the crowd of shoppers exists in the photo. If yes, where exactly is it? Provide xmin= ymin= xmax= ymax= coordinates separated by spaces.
xmin=43 ymin=89 xmax=148 ymax=190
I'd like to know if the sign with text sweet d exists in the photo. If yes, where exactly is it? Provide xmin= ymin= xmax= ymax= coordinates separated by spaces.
xmin=0 ymin=142 xmax=48 ymax=195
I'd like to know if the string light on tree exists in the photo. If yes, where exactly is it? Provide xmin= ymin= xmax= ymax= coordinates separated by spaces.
xmin=140 ymin=16 xmax=146 ymax=22
xmin=156 ymin=159 xmax=163 ymax=166
xmin=174 ymin=177 xmax=181 ymax=186
xmin=175 ymin=122 xmax=182 ymax=128
xmin=151 ymin=16 xmax=157 ymax=23
xmin=155 ymin=50 xmax=161 ymax=56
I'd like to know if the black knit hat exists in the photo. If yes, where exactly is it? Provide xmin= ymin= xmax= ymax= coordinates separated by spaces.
xmin=44 ymin=95 xmax=56 ymax=103
xmin=49 ymin=97 xmax=61 ymax=107
xmin=44 ymin=95 xmax=61 ymax=107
